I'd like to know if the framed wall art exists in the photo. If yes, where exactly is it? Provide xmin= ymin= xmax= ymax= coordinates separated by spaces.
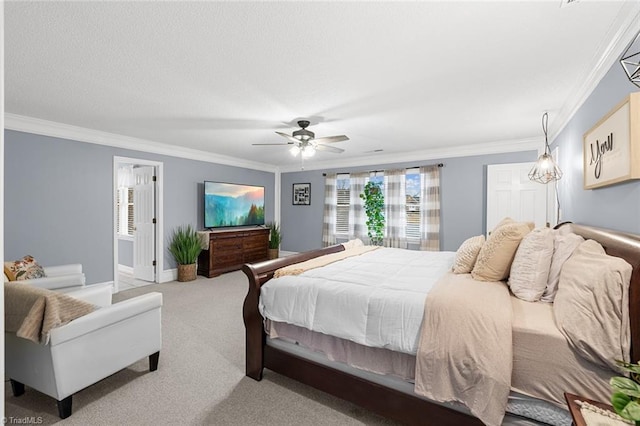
xmin=292 ymin=183 xmax=311 ymax=205
xmin=583 ymin=92 xmax=640 ymax=189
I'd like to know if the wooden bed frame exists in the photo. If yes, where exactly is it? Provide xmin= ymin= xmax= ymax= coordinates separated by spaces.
xmin=242 ymin=223 xmax=640 ymax=425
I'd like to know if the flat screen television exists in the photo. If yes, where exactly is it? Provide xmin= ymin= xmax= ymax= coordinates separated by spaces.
xmin=204 ymin=181 xmax=265 ymax=229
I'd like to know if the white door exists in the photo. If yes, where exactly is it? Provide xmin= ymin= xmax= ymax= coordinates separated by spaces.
xmin=133 ymin=166 xmax=155 ymax=281
xmin=486 ymin=162 xmax=549 ymax=233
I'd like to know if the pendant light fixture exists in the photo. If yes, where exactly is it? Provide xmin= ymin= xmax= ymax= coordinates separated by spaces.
xmin=621 ymin=31 xmax=640 ymax=88
xmin=528 ymin=112 xmax=562 ymax=184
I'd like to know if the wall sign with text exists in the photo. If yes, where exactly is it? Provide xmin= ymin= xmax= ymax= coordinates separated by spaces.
xmin=583 ymin=93 xmax=640 ymax=189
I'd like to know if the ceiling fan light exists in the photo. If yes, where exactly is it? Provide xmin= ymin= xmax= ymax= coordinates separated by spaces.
xmin=289 ymin=145 xmax=300 ymax=156
xmin=302 ymin=145 xmax=316 ymax=158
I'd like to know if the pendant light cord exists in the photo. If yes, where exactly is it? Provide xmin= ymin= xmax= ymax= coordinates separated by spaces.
xmin=542 ymin=112 xmax=550 ymax=154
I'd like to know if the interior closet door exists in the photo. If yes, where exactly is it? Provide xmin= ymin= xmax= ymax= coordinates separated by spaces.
xmin=486 ymin=162 xmax=549 ymax=232
xmin=133 ymin=166 xmax=156 ymax=281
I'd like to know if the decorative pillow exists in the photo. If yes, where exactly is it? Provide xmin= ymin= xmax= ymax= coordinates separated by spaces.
xmin=508 ymin=228 xmax=554 ymax=301
xmin=4 ymin=255 xmax=46 ymax=281
xmin=452 ymin=235 xmax=485 ymax=274
xmin=471 ymin=222 xmax=532 ymax=282
xmin=554 ymin=240 xmax=631 ymax=372
xmin=540 ymin=231 xmax=584 ymax=303
xmin=492 ymin=217 xmax=515 ymax=234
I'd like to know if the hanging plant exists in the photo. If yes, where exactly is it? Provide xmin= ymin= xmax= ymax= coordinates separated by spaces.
xmin=360 ymin=181 xmax=385 ymax=246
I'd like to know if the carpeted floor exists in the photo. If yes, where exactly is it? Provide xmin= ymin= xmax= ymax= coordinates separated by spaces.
xmin=4 ymin=271 xmax=397 ymax=425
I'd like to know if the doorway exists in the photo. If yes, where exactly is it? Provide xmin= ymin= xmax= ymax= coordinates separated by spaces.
xmin=486 ymin=161 xmax=555 ymax=232
xmin=113 ymin=156 xmax=164 ymax=293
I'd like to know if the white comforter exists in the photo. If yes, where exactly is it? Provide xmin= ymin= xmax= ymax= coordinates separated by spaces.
xmin=259 ymin=247 xmax=456 ymax=355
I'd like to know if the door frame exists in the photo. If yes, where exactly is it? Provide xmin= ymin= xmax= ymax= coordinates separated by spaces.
xmin=113 ymin=156 xmax=164 ymax=293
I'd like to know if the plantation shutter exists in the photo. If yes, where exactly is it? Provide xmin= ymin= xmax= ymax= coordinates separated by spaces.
xmin=336 ymin=174 xmax=350 ymax=235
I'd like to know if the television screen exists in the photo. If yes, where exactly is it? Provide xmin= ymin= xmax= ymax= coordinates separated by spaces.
xmin=204 ymin=181 xmax=265 ymax=228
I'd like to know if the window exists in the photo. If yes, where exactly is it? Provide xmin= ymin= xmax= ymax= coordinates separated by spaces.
xmin=405 ymin=169 xmax=421 ymax=240
xmin=117 ymin=187 xmax=134 ymax=237
xmin=336 ymin=174 xmax=350 ymax=235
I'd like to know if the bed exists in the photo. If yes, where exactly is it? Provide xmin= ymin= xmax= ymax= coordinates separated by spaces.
xmin=242 ymin=223 xmax=640 ymax=425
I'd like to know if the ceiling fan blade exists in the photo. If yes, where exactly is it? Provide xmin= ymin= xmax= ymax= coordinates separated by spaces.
xmin=275 ymin=131 xmax=301 ymax=144
xmin=316 ymin=144 xmax=344 ymax=154
xmin=312 ymin=135 xmax=349 ymax=144
xmin=252 ymin=142 xmax=293 ymax=146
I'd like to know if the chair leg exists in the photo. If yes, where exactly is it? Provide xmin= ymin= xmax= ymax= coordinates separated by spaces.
xmin=57 ymin=396 xmax=72 ymax=419
xmin=149 ymin=351 xmax=160 ymax=371
xmin=10 ymin=379 xmax=25 ymax=397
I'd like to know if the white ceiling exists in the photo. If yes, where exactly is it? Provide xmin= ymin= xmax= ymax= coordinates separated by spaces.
xmin=5 ymin=1 xmax=640 ymax=172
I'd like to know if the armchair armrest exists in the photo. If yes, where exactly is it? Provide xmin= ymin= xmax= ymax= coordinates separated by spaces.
xmin=65 ymin=283 xmax=113 ymax=308
xmin=50 ymin=292 xmax=163 ymax=346
xmin=22 ymin=274 xmax=86 ymax=291
xmin=43 ymin=264 xmax=82 ymax=277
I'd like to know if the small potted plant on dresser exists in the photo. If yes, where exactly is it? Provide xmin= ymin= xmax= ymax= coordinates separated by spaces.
xmin=168 ymin=224 xmax=202 ymax=282
xmin=267 ymin=222 xmax=281 ymax=260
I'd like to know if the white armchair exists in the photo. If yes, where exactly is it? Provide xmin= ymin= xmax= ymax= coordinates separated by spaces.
xmin=4 ymin=263 xmax=86 ymax=291
xmin=5 ymin=284 xmax=162 ymax=418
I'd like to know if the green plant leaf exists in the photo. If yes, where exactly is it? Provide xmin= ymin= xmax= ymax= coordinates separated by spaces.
xmin=617 ymin=360 xmax=640 ymax=375
xmin=621 ymin=400 xmax=640 ymax=421
xmin=612 ymin=391 xmax=632 ymax=415
xmin=611 ymin=377 xmax=640 ymax=398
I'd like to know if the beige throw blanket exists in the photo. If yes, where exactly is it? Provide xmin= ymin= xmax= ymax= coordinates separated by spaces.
xmin=5 ymin=282 xmax=96 ymax=344
xmin=274 ymin=245 xmax=379 ymax=278
xmin=414 ymin=273 xmax=512 ymax=426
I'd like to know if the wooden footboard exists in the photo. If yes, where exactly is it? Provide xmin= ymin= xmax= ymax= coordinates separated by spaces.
xmin=241 ymin=224 xmax=640 ymax=425
xmin=242 ymin=244 xmax=345 ymax=380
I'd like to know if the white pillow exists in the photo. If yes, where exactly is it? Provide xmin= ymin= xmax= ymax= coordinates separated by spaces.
xmin=508 ymin=228 xmax=554 ymax=302
xmin=540 ymin=231 xmax=584 ymax=303
xmin=452 ymin=235 xmax=485 ymax=274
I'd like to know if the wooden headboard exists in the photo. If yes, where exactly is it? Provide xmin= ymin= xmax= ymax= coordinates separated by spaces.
xmin=558 ymin=223 xmax=640 ymax=362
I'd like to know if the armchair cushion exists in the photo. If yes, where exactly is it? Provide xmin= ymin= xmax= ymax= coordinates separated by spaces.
xmin=4 ymin=255 xmax=46 ymax=281
xmin=5 ymin=282 xmax=96 ymax=344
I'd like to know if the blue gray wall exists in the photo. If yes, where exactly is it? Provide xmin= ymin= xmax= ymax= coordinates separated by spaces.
xmin=4 ymin=130 xmax=275 ymax=284
xmin=280 ymin=151 xmax=537 ymax=253
xmin=552 ymin=62 xmax=640 ymax=234
xmin=118 ymin=239 xmax=133 ymax=267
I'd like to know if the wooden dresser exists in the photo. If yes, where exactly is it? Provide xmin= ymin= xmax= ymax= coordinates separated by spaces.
xmin=197 ymin=227 xmax=269 ymax=278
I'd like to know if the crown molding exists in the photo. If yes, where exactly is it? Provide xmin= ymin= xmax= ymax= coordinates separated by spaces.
xmin=4 ymin=113 xmax=278 ymax=173
xmin=277 ymin=138 xmax=541 ymax=173
xmin=551 ymin=2 xmax=640 ymax=140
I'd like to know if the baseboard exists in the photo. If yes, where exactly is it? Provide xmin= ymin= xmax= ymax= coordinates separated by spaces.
xmin=279 ymin=250 xmax=298 ymax=257
xmin=90 ymin=281 xmax=115 ymax=292
xmin=118 ymin=264 xmax=133 ymax=275
xmin=160 ymin=268 xmax=177 ymax=283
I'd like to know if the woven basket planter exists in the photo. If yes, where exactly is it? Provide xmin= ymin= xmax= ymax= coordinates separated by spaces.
xmin=177 ymin=263 xmax=197 ymax=282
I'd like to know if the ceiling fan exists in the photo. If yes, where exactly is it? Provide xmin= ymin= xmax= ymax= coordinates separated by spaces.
xmin=253 ymin=120 xmax=349 ymax=158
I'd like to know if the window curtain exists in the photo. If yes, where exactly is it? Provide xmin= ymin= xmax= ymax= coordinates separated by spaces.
xmin=348 ymin=172 xmax=369 ymax=242
xmin=420 ymin=165 xmax=441 ymax=251
xmin=384 ymin=169 xmax=407 ymax=248
xmin=322 ymin=173 xmax=337 ymax=247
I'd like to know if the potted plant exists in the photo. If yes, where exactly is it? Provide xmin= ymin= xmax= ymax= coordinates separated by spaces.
xmin=266 ymin=222 xmax=281 ymax=259
xmin=611 ymin=360 xmax=640 ymax=424
xmin=360 ymin=180 xmax=385 ymax=246
xmin=168 ymin=224 xmax=202 ymax=282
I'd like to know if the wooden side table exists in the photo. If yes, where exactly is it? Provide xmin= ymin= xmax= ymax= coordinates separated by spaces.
xmin=564 ymin=392 xmax=619 ymax=426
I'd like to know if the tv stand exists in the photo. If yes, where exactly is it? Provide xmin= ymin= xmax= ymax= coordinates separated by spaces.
xmin=197 ymin=227 xmax=269 ymax=278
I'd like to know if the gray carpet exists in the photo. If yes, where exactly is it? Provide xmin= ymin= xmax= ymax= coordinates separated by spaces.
xmin=4 ymin=271 xmax=397 ymax=425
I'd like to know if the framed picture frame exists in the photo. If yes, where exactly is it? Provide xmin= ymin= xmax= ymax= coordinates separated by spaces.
xmin=292 ymin=183 xmax=311 ymax=205
xmin=583 ymin=92 xmax=640 ymax=189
